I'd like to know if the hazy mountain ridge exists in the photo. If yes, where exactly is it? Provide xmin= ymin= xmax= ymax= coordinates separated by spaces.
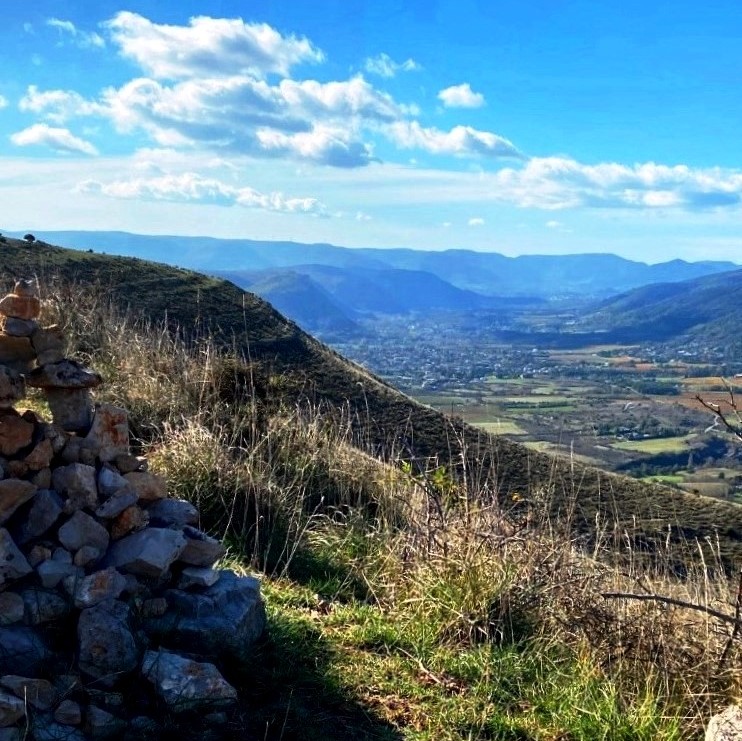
xmin=17 ymin=230 xmax=737 ymax=301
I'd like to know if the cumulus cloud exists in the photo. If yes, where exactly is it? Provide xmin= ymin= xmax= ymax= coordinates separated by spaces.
xmin=0 ymin=95 xmax=7 ymax=109
xmin=10 ymin=123 xmax=98 ymax=155
xmin=77 ymin=172 xmax=325 ymax=214
xmin=47 ymin=18 xmax=105 ymax=49
xmin=364 ymin=53 xmax=421 ymax=78
xmin=437 ymin=83 xmax=485 ymax=108
xmin=386 ymin=121 xmax=523 ymax=159
xmin=20 ymin=86 xmax=101 ymax=123
xmin=468 ymin=217 xmax=485 ymax=226
xmin=105 ymin=12 xmax=323 ymax=79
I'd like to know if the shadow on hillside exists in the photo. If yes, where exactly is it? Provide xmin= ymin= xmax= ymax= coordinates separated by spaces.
xmin=226 ymin=614 xmax=403 ymax=741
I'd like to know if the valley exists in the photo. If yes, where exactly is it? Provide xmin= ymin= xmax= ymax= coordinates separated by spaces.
xmin=330 ymin=309 xmax=742 ymax=503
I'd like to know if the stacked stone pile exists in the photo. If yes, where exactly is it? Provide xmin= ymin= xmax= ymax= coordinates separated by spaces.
xmin=0 ymin=280 xmax=266 ymax=739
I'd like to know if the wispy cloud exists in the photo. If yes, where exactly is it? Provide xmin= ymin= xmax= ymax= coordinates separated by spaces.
xmin=386 ymin=121 xmax=523 ymax=159
xmin=364 ymin=53 xmax=421 ymax=78
xmin=47 ymin=18 xmax=105 ymax=49
xmin=468 ymin=217 xmax=485 ymax=226
xmin=0 ymin=95 xmax=7 ymax=110
xmin=20 ymin=86 xmax=101 ymax=123
xmin=438 ymin=83 xmax=485 ymax=108
xmin=10 ymin=124 xmax=98 ymax=155
xmin=77 ymin=172 xmax=326 ymax=214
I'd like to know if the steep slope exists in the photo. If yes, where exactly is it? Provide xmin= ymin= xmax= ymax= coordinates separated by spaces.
xmin=19 ymin=230 xmax=737 ymax=299
xmin=2 ymin=236 xmax=741 ymax=567
xmin=222 ymin=269 xmax=360 ymax=336
xmin=578 ymin=268 xmax=742 ymax=345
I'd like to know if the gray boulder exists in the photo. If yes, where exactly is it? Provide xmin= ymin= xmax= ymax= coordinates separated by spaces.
xmin=0 ymin=627 xmax=50 ymax=677
xmin=58 ymin=511 xmax=109 ymax=554
xmin=105 ymin=527 xmax=186 ymax=578
xmin=52 ymin=464 xmax=97 ymax=513
xmin=706 ymin=705 xmax=742 ymax=741
xmin=0 ymin=529 xmax=32 ymax=586
xmin=78 ymin=600 xmax=139 ymax=684
xmin=178 ymin=526 xmax=226 ymax=567
xmin=145 ymin=498 xmax=198 ymax=528
xmin=141 ymin=650 xmax=237 ymax=712
xmin=0 ymin=691 xmax=24 ymax=727
xmin=144 ymin=570 xmax=265 ymax=663
xmin=16 ymin=489 xmax=63 ymax=545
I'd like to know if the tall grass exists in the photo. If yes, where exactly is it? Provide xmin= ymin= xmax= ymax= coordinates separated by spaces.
xmin=45 ymin=281 xmax=741 ymax=738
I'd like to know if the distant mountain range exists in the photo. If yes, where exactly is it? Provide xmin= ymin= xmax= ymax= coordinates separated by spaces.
xmin=15 ymin=231 xmax=737 ymax=305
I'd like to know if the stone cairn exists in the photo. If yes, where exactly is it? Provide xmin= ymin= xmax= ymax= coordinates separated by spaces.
xmin=0 ymin=280 xmax=266 ymax=739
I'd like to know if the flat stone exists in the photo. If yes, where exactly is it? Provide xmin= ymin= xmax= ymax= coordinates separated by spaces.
xmin=29 ymin=468 xmax=51 ymax=489
xmin=53 ymin=699 xmax=81 ymax=725
xmin=145 ymin=571 xmax=265 ymax=664
xmin=105 ymin=527 xmax=185 ymax=578
xmin=123 ymin=472 xmax=167 ymax=501
xmin=95 ymin=488 xmax=137 ymax=519
xmin=0 ymin=368 xmax=24 ymax=409
xmin=0 ymin=412 xmax=33 ymax=458
xmin=36 ymin=559 xmax=79 ymax=589
xmin=0 ymin=627 xmax=50 ymax=677
xmin=30 ymin=326 xmax=64 ymax=357
xmin=97 ymin=467 xmax=128 ymax=499
xmin=16 ymin=489 xmax=63 ymax=545
xmin=141 ymin=650 xmax=237 ymax=713
xmin=0 ymin=691 xmax=24 ymax=727
xmin=44 ymin=389 xmax=94 ymax=434
xmin=146 ymin=498 xmax=199 ymax=528
xmin=0 ymin=479 xmax=36 ymax=525
xmin=83 ymin=405 xmax=129 ymax=463
xmin=178 ymin=526 xmax=226 ymax=568
xmin=110 ymin=505 xmax=149 ymax=540
xmin=0 ymin=676 xmax=56 ymax=710
xmin=0 ymin=289 xmax=40 ymax=321
xmin=73 ymin=568 xmax=127 ymax=609
xmin=85 ymin=705 xmax=126 ymax=739
xmin=179 ymin=566 xmax=220 ymax=590
xmin=1 ymin=318 xmax=37 ymax=337
xmin=26 ymin=360 xmax=101 ymax=391
xmin=51 ymin=464 xmax=98 ymax=513
xmin=0 ymin=336 xmax=35 ymax=370
xmin=23 ymin=440 xmax=53 ymax=471
xmin=32 ymin=716 xmax=86 ymax=741
xmin=26 ymin=545 xmax=51 ymax=567
xmin=0 ymin=594 xmax=23 ymax=626
xmin=0 ymin=529 xmax=32 ymax=585
xmin=78 ymin=600 xmax=139 ymax=683
xmin=73 ymin=546 xmax=103 ymax=568
xmin=113 ymin=454 xmax=147 ymax=474
xmin=20 ymin=588 xmax=69 ymax=625
xmin=58 ymin=511 xmax=109 ymax=553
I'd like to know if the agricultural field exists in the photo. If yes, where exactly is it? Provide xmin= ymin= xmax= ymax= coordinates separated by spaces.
xmin=412 ymin=345 xmax=742 ymax=502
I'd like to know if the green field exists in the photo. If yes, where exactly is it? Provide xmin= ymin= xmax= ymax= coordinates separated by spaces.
xmin=611 ymin=435 xmax=697 ymax=454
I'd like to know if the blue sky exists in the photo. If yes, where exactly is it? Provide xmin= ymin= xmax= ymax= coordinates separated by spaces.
xmin=1 ymin=0 xmax=742 ymax=262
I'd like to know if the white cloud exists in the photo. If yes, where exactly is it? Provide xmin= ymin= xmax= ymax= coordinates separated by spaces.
xmin=10 ymin=124 xmax=98 ymax=155
xmin=255 ymin=125 xmax=374 ymax=167
xmin=355 ymin=211 xmax=372 ymax=221
xmin=78 ymin=173 xmax=325 ymax=214
xmin=386 ymin=121 xmax=523 ymax=159
xmin=545 ymin=220 xmax=562 ymax=228
xmin=47 ymin=18 xmax=105 ymax=49
xmin=23 ymin=22 xmax=34 ymax=34
xmin=490 ymin=157 xmax=742 ymax=210
xmin=105 ymin=12 xmax=322 ymax=80
xmin=364 ymin=53 xmax=421 ymax=78
xmin=20 ymin=86 xmax=101 ymax=123
xmin=437 ymin=83 xmax=485 ymax=108
xmin=0 ymin=95 xmax=7 ymax=110
xmin=468 ymin=217 xmax=485 ymax=226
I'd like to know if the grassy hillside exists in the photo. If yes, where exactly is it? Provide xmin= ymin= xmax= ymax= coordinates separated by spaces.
xmin=578 ymin=268 xmax=742 ymax=347
xmin=3 ymin=236 xmax=742 ymax=571
xmin=22 ymin=252 xmax=739 ymax=740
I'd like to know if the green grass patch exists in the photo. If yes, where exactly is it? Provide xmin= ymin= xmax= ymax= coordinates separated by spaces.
xmin=612 ymin=435 xmax=697 ymax=454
